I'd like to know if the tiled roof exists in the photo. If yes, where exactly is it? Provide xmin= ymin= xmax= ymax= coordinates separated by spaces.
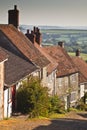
xmin=44 ymin=46 xmax=78 ymax=77
xmin=0 ymin=24 xmax=50 ymax=68
xmin=1 ymin=47 xmax=37 ymax=86
xmin=34 ymin=43 xmax=58 ymax=74
xmin=0 ymin=29 xmax=38 ymax=86
xmin=0 ymin=48 xmax=8 ymax=62
xmin=71 ymin=57 xmax=87 ymax=83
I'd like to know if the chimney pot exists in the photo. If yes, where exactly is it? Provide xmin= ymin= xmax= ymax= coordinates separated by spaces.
xmin=14 ymin=5 xmax=17 ymax=10
xmin=33 ymin=26 xmax=36 ymax=33
xmin=37 ymin=28 xmax=40 ymax=33
xmin=35 ymin=27 xmax=42 ymax=45
xmin=76 ymin=49 xmax=80 ymax=57
xmin=31 ymin=30 xmax=34 ymax=34
xmin=27 ymin=29 xmax=29 ymax=34
xmin=25 ymin=30 xmax=36 ymax=44
xmin=58 ymin=41 xmax=64 ymax=48
xmin=36 ymin=27 xmax=38 ymax=33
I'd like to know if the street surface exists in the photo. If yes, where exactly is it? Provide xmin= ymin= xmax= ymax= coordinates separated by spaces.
xmin=0 ymin=111 xmax=87 ymax=130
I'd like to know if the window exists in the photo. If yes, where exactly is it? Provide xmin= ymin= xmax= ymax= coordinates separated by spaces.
xmin=85 ymin=84 xmax=87 ymax=90
xmin=41 ymin=68 xmax=43 ymax=79
xmin=70 ymin=92 xmax=77 ymax=102
xmin=58 ymin=78 xmax=62 ymax=87
xmin=71 ymin=74 xmax=76 ymax=82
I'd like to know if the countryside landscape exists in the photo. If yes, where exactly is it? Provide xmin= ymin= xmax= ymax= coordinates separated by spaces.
xmin=20 ymin=25 xmax=87 ymax=61
xmin=0 ymin=1 xmax=87 ymax=129
xmin=1 ymin=25 xmax=87 ymax=130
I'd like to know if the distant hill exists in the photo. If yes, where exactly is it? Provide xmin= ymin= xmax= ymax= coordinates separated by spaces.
xmin=20 ymin=25 xmax=87 ymax=54
xmin=19 ymin=25 xmax=87 ymax=33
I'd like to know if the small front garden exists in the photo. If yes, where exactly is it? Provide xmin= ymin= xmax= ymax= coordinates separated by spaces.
xmin=76 ymin=92 xmax=87 ymax=111
xmin=17 ymin=77 xmax=65 ymax=118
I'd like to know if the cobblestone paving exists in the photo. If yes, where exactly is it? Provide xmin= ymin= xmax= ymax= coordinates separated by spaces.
xmin=0 ymin=112 xmax=87 ymax=130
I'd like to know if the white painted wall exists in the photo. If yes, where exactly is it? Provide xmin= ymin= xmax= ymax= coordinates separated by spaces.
xmin=0 ymin=62 xmax=4 ymax=119
xmin=4 ymin=89 xmax=8 ymax=118
xmin=4 ymin=87 xmax=12 ymax=118
xmin=80 ymin=84 xmax=85 ymax=98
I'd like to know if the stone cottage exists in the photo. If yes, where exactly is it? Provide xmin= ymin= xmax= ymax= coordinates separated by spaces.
xmin=0 ymin=5 xmax=51 ymax=119
xmin=72 ymin=49 xmax=87 ymax=99
xmin=44 ymin=43 xmax=79 ymax=109
xmin=0 ymin=24 xmax=50 ymax=119
xmin=25 ymin=27 xmax=58 ymax=95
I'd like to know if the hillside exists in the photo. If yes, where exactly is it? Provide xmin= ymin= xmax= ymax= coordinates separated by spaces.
xmin=20 ymin=25 xmax=87 ymax=54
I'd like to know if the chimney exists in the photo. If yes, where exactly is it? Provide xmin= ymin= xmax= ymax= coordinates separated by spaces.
xmin=14 ymin=5 xmax=17 ymax=10
xmin=8 ymin=5 xmax=19 ymax=29
xmin=25 ymin=29 xmax=30 ymax=38
xmin=35 ymin=27 xmax=42 ymax=46
xmin=33 ymin=26 xmax=37 ymax=33
xmin=76 ymin=49 xmax=80 ymax=57
xmin=58 ymin=41 xmax=64 ymax=48
xmin=25 ymin=30 xmax=36 ymax=44
xmin=27 ymin=29 xmax=29 ymax=34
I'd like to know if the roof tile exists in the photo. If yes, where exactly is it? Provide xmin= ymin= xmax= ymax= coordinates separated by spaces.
xmin=44 ymin=46 xmax=78 ymax=77
xmin=2 ymin=47 xmax=37 ymax=86
xmin=72 ymin=57 xmax=87 ymax=83
xmin=0 ymin=24 xmax=50 ymax=67
xmin=0 ymin=48 xmax=8 ymax=62
xmin=34 ymin=43 xmax=58 ymax=74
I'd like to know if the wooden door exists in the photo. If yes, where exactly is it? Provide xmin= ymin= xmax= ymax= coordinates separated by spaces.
xmin=12 ymin=85 xmax=16 ymax=113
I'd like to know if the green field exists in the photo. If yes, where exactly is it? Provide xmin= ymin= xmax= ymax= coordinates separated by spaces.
xmin=41 ymin=29 xmax=87 ymax=54
xmin=41 ymin=29 xmax=87 ymax=34
xmin=68 ymin=52 xmax=87 ymax=61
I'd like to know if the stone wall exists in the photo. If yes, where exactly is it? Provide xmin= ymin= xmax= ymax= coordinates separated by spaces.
xmin=41 ymin=67 xmax=48 ymax=87
xmin=56 ymin=73 xmax=79 ymax=108
xmin=47 ymin=70 xmax=56 ymax=95
xmin=0 ymin=62 xmax=4 ymax=119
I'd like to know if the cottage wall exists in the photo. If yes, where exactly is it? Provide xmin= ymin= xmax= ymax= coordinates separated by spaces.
xmin=56 ymin=76 xmax=69 ymax=97
xmin=40 ymin=67 xmax=48 ymax=87
xmin=69 ymin=73 xmax=78 ymax=91
xmin=0 ymin=62 xmax=4 ymax=119
xmin=69 ymin=73 xmax=79 ymax=107
xmin=56 ymin=73 xmax=79 ymax=109
xmin=47 ymin=70 xmax=56 ymax=95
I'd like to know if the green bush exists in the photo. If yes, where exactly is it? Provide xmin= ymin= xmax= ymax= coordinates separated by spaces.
xmin=77 ymin=101 xmax=86 ymax=111
xmin=49 ymin=95 xmax=65 ymax=114
xmin=77 ymin=92 xmax=87 ymax=111
xmin=17 ymin=77 xmax=50 ymax=117
xmin=17 ymin=77 xmax=65 ymax=118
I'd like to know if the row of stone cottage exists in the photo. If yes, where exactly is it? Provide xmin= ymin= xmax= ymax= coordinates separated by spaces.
xmin=0 ymin=5 xmax=87 ymax=120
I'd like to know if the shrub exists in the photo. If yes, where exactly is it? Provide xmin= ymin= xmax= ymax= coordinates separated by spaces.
xmin=77 ymin=101 xmax=87 ymax=111
xmin=17 ymin=77 xmax=50 ymax=117
xmin=49 ymin=95 xmax=65 ymax=114
xmin=17 ymin=77 xmax=65 ymax=118
xmin=77 ymin=92 xmax=87 ymax=111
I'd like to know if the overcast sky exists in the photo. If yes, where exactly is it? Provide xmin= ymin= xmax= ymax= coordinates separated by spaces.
xmin=0 ymin=0 xmax=87 ymax=26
